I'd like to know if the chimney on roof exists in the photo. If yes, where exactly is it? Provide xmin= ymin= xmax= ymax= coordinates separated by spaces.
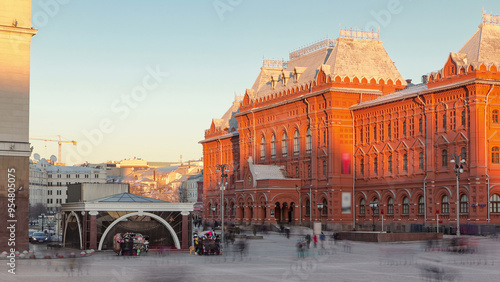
xmin=405 ymin=79 xmax=412 ymax=84
xmin=421 ymin=75 xmax=428 ymax=84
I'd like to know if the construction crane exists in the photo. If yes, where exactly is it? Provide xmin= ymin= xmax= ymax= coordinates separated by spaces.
xmin=29 ymin=135 xmax=77 ymax=163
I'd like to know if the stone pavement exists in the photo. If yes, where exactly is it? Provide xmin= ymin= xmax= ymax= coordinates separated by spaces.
xmin=1 ymin=231 xmax=499 ymax=282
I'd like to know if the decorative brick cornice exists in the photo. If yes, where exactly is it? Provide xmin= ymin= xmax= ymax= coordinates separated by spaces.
xmin=0 ymin=25 xmax=37 ymax=36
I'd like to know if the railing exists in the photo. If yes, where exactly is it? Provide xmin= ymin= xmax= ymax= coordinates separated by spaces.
xmin=482 ymin=10 xmax=500 ymax=25
xmin=262 ymin=57 xmax=288 ymax=68
xmin=289 ymin=36 xmax=335 ymax=60
xmin=338 ymin=26 xmax=379 ymax=40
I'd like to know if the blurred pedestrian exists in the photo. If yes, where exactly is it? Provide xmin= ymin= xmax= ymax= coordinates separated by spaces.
xmin=319 ymin=232 xmax=326 ymax=249
xmin=313 ymin=234 xmax=318 ymax=248
xmin=296 ymin=240 xmax=305 ymax=258
xmin=305 ymin=234 xmax=311 ymax=249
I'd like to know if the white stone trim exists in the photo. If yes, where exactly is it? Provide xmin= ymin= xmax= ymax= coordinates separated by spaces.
xmin=98 ymin=211 xmax=181 ymax=250
xmin=63 ymin=211 xmax=83 ymax=250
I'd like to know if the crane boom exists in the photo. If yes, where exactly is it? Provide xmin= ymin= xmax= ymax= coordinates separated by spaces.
xmin=29 ymin=135 xmax=77 ymax=163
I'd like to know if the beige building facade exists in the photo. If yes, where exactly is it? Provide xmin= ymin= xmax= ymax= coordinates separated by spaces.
xmin=0 ymin=1 xmax=36 ymax=252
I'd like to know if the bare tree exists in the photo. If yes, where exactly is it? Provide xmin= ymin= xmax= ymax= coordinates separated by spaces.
xmin=29 ymin=203 xmax=47 ymax=220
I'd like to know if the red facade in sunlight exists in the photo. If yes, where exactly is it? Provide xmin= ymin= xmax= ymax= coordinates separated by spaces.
xmin=202 ymin=17 xmax=500 ymax=233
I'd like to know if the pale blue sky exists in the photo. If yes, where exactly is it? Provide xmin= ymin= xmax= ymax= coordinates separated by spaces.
xmin=29 ymin=0 xmax=500 ymax=164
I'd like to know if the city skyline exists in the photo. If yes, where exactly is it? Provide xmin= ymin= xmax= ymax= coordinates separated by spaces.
xmin=29 ymin=0 xmax=500 ymax=165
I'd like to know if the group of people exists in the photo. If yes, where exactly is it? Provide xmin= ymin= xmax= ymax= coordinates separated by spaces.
xmin=193 ymin=231 xmax=222 ymax=255
xmin=305 ymin=232 xmax=327 ymax=248
xmin=296 ymin=232 xmax=328 ymax=256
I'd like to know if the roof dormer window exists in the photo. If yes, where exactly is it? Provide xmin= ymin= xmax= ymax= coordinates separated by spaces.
xmin=271 ymin=75 xmax=279 ymax=89
xmin=282 ymin=70 xmax=290 ymax=86
xmin=293 ymin=67 xmax=306 ymax=83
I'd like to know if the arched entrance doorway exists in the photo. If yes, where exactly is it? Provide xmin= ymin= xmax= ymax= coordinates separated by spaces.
xmin=282 ymin=202 xmax=289 ymax=223
xmin=289 ymin=202 xmax=295 ymax=224
xmin=275 ymin=202 xmax=282 ymax=223
xmin=98 ymin=211 xmax=181 ymax=250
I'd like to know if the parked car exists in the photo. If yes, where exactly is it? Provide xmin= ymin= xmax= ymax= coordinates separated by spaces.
xmin=28 ymin=230 xmax=36 ymax=241
xmin=31 ymin=232 xmax=50 ymax=243
xmin=28 ymin=230 xmax=39 ymax=242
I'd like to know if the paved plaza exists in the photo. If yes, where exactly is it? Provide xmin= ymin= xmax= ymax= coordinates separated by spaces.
xmin=2 ymin=230 xmax=500 ymax=282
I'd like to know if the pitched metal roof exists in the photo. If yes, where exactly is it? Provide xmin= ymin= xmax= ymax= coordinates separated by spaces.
xmin=249 ymin=35 xmax=405 ymax=101
xmin=252 ymin=164 xmax=288 ymax=180
xmin=351 ymin=84 xmax=428 ymax=110
xmin=458 ymin=23 xmax=500 ymax=64
xmin=212 ymin=98 xmax=242 ymax=132
xmin=89 ymin=192 xmax=168 ymax=203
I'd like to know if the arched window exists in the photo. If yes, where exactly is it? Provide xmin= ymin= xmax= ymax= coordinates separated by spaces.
xmin=360 ymin=158 xmax=364 ymax=175
xmin=491 ymin=194 xmax=500 ymax=213
xmin=442 ymin=150 xmax=448 ymax=167
xmin=419 ymin=118 xmax=423 ymax=133
xmin=373 ymin=125 xmax=377 ymax=140
xmin=387 ymin=197 xmax=394 ymax=215
xmin=232 ymin=203 xmax=236 ymax=216
xmin=388 ymin=123 xmax=392 ymax=139
xmin=373 ymin=199 xmax=379 ymax=215
xmin=442 ymin=113 xmax=447 ymax=129
xmin=322 ymin=198 xmax=328 ymax=216
xmin=442 ymin=195 xmax=450 ymax=214
xmin=373 ymin=156 xmax=378 ymax=174
xmin=323 ymin=161 xmax=327 ymax=177
xmin=306 ymin=128 xmax=312 ymax=154
xmin=419 ymin=152 xmax=424 ymax=170
xmin=402 ymin=197 xmax=409 ymax=214
xmin=418 ymin=196 xmax=425 ymax=214
xmin=360 ymin=128 xmax=363 ymax=143
xmin=493 ymin=110 xmax=499 ymax=124
xmin=360 ymin=199 xmax=366 ymax=215
xmin=293 ymin=131 xmax=300 ymax=156
xmin=492 ymin=147 xmax=499 ymax=164
xmin=388 ymin=155 xmax=393 ymax=173
xmin=282 ymin=132 xmax=288 ymax=158
xmin=260 ymin=136 xmax=266 ymax=161
xmin=460 ymin=194 xmax=469 ymax=214
xmin=271 ymin=134 xmax=276 ymax=159
xmin=403 ymin=154 xmax=408 ymax=171
xmin=403 ymin=120 xmax=407 ymax=136
xmin=305 ymin=199 xmax=311 ymax=216
xmin=461 ymin=110 xmax=466 ymax=126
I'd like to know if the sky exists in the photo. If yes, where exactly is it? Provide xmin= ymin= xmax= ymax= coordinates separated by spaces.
xmin=28 ymin=0 xmax=500 ymax=165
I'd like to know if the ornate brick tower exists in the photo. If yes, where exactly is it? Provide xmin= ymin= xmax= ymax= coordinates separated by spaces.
xmin=0 ymin=0 xmax=37 ymax=252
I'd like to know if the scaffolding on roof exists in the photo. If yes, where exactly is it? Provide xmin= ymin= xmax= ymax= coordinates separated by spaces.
xmin=338 ymin=26 xmax=379 ymax=41
xmin=482 ymin=9 xmax=500 ymax=25
xmin=289 ymin=36 xmax=335 ymax=60
xmin=262 ymin=57 xmax=288 ymax=68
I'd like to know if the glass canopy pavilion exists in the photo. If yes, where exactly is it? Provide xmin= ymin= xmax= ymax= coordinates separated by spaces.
xmin=62 ymin=192 xmax=194 ymax=250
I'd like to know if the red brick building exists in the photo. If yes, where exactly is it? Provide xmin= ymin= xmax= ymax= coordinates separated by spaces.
xmin=202 ymin=14 xmax=500 ymax=234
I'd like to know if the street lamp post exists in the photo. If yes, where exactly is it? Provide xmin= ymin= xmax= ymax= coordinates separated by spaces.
xmin=55 ymin=213 xmax=61 ymax=243
xmin=211 ymin=206 xmax=216 ymax=219
xmin=369 ymin=202 xmax=378 ymax=231
xmin=296 ymin=185 xmax=301 ymax=225
xmin=216 ymin=164 xmax=229 ymax=246
xmin=450 ymin=154 xmax=466 ymax=236
xmin=309 ymin=185 xmax=313 ymax=226
xmin=40 ymin=213 xmax=45 ymax=232
xmin=316 ymin=202 xmax=324 ymax=221
xmin=316 ymin=202 xmax=324 ymax=235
